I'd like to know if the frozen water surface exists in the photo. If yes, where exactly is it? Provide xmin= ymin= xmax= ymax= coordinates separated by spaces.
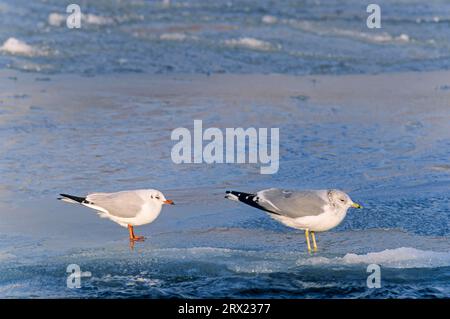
xmin=0 ymin=71 xmax=449 ymax=298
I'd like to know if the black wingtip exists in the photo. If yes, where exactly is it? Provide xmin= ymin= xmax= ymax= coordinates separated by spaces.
xmin=59 ymin=193 xmax=86 ymax=203
xmin=225 ymin=190 xmax=280 ymax=216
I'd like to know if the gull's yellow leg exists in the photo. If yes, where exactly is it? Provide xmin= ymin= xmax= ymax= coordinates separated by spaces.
xmin=305 ymin=229 xmax=312 ymax=253
xmin=311 ymin=231 xmax=318 ymax=252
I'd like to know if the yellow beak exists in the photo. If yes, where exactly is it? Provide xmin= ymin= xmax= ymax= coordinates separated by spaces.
xmin=351 ymin=202 xmax=362 ymax=209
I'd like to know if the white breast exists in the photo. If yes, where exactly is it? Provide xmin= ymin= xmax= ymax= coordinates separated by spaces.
xmin=271 ymin=205 xmax=348 ymax=232
xmin=131 ymin=202 xmax=162 ymax=226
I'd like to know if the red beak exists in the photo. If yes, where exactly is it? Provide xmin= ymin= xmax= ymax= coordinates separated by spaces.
xmin=164 ymin=199 xmax=175 ymax=205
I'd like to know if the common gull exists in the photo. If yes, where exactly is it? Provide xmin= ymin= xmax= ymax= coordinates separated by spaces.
xmin=225 ymin=188 xmax=362 ymax=252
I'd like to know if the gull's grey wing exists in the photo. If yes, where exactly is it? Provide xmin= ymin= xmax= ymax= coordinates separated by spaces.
xmin=86 ymin=191 xmax=145 ymax=218
xmin=257 ymin=188 xmax=328 ymax=218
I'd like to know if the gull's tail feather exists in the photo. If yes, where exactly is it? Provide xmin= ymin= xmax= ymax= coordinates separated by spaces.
xmin=58 ymin=193 xmax=87 ymax=204
xmin=225 ymin=190 xmax=280 ymax=215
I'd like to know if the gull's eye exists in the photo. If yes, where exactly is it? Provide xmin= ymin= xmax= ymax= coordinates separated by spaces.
xmin=340 ymin=198 xmax=345 ymax=202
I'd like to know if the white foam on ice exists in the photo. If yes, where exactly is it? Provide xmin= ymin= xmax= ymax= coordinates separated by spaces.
xmin=48 ymin=13 xmax=66 ymax=27
xmin=0 ymin=38 xmax=43 ymax=56
xmin=262 ymin=15 xmax=278 ymax=24
xmin=296 ymin=247 xmax=450 ymax=269
xmin=288 ymin=20 xmax=411 ymax=44
xmin=224 ymin=37 xmax=281 ymax=51
xmin=83 ymin=14 xmax=114 ymax=26
xmin=160 ymin=33 xmax=187 ymax=41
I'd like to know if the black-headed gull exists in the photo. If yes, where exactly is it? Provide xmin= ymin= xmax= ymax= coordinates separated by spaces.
xmin=59 ymin=189 xmax=174 ymax=241
xmin=225 ymin=188 xmax=362 ymax=252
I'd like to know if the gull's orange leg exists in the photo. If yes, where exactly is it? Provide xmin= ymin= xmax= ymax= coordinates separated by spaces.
xmin=128 ymin=225 xmax=145 ymax=241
